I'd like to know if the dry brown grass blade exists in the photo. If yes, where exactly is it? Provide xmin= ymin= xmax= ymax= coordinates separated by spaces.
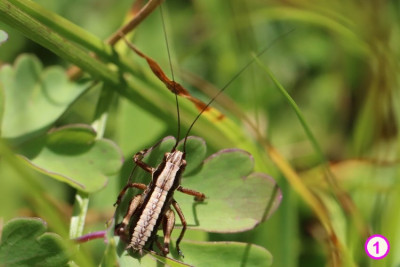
xmin=120 ymin=36 xmax=212 ymax=112
xmin=107 ymin=0 xmax=164 ymax=45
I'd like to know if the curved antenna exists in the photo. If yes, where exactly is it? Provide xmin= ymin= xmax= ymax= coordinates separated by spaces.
xmin=160 ymin=4 xmax=181 ymax=151
xmin=183 ymin=30 xmax=294 ymax=151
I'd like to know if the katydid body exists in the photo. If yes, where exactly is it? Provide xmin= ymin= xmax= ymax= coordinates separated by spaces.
xmin=114 ymin=148 xmax=205 ymax=256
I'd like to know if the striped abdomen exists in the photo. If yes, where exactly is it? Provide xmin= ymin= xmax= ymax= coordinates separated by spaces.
xmin=128 ymin=187 xmax=167 ymax=252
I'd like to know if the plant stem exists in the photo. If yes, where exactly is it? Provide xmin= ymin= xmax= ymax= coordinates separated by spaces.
xmin=9 ymin=0 xmax=114 ymax=60
xmin=107 ymin=0 xmax=164 ymax=45
xmin=92 ymin=85 xmax=115 ymax=139
xmin=69 ymin=191 xmax=89 ymax=239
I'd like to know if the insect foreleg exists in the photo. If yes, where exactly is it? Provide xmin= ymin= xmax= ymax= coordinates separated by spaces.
xmin=133 ymin=150 xmax=155 ymax=173
xmin=177 ymin=186 xmax=206 ymax=201
xmin=115 ymin=194 xmax=143 ymax=238
xmin=172 ymin=199 xmax=187 ymax=257
xmin=114 ymin=183 xmax=147 ymax=206
xmin=161 ymin=208 xmax=176 ymax=255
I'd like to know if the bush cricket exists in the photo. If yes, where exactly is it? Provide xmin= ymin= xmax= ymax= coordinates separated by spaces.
xmin=113 ymin=138 xmax=206 ymax=256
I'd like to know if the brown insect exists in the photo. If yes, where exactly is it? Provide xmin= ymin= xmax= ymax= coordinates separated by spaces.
xmin=113 ymin=139 xmax=205 ymax=256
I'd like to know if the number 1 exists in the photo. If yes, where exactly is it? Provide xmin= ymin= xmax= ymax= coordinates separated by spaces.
xmin=373 ymin=241 xmax=379 ymax=254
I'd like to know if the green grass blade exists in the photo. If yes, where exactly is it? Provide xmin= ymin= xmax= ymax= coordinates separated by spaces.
xmin=254 ymin=56 xmax=326 ymax=163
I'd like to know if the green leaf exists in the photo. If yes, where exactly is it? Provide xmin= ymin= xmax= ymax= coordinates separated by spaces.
xmin=0 ymin=54 xmax=89 ymax=142
xmin=115 ymin=249 xmax=191 ymax=267
xmin=0 ymin=29 xmax=7 ymax=45
xmin=177 ymin=137 xmax=207 ymax=175
xmin=17 ymin=124 xmax=123 ymax=193
xmin=181 ymin=152 xmax=281 ymax=232
xmin=172 ymin=241 xmax=273 ymax=267
xmin=0 ymin=217 xmax=68 ymax=267
xmin=116 ymin=136 xmax=281 ymax=232
xmin=179 ymin=144 xmax=282 ymax=233
xmin=112 ymin=238 xmax=272 ymax=267
xmin=100 ymin=237 xmax=119 ymax=267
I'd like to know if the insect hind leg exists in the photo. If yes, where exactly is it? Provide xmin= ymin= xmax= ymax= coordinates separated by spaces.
xmin=114 ymin=183 xmax=147 ymax=206
xmin=115 ymin=194 xmax=143 ymax=238
xmin=172 ymin=199 xmax=187 ymax=257
xmin=177 ymin=185 xmax=205 ymax=201
xmin=161 ymin=208 xmax=176 ymax=256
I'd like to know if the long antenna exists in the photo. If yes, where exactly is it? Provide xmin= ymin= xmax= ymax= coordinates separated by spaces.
xmin=183 ymin=29 xmax=294 ymax=151
xmin=160 ymin=4 xmax=181 ymax=151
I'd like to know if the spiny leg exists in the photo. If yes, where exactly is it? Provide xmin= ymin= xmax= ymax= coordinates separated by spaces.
xmin=132 ymin=135 xmax=175 ymax=174
xmin=115 ymin=194 xmax=142 ymax=238
xmin=177 ymin=186 xmax=206 ymax=201
xmin=110 ymin=183 xmax=146 ymax=230
xmin=114 ymin=149 xmax=155 ymax=207
xmin=113 ymin=148 xmax=155 ymax=215
xmin=133 ymin=150 xmax=155 ymax=173
xmin=131 ymin=136 xmax=174 ymax=176
xmin=114 ymin=183 xmax=147 ymax=206
xmin=161 ymin=208 xmax=175 ymax=256
xmin=172 ymin=199 xmax=187 ymax=257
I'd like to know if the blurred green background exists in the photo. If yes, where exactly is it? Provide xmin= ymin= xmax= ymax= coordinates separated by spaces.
xmin=1 ymin=0 xmax=400 ymax=266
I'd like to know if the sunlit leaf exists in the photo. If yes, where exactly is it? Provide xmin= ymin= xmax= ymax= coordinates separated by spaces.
xmin=111 ymin=237 xmax=273 ymax=267
xmin=0 ymin=54 xmax=89 ymax=142
xmin=172 ymin=241 xmax=273 ymax=267
xmin=178 ymin=139 xmax=282 ymax=233
xmin=17 ymin=124 xmax=123 ymax=193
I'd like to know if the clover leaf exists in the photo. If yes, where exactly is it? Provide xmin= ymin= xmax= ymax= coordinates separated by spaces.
xmin=17 ymin=124 xmax=123 ymax=193
xmin=0 ymin=54 xmax=89 ymax=143
xmin=0 ymin=218 xmax=68 ymax=267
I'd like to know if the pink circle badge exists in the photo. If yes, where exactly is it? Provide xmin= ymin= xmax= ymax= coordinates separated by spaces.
xmin=365 ymin=234 xmax=390 ymax=260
